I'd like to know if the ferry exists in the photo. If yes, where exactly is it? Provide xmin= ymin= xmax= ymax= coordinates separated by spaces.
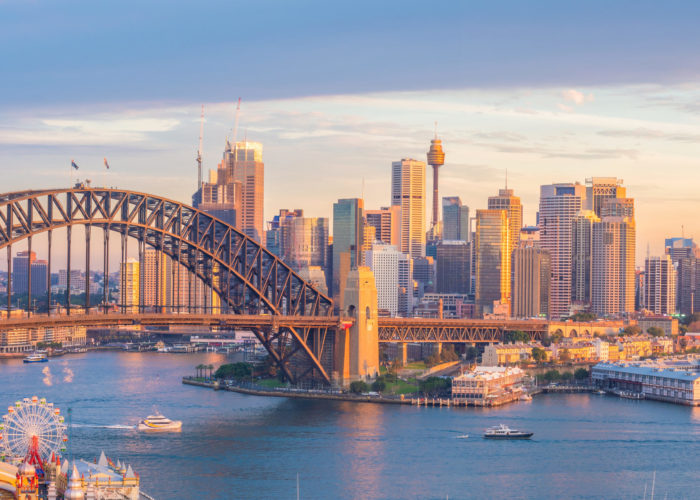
xmin=23 ymin=352 xmax=48 ymax=363
xmin=137 ymin=411 xmax=182 ymax=432
xmin=484 ymin=424 xmax=533 ymax=439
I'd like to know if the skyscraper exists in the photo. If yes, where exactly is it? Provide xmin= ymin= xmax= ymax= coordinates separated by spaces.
xmin=332 ymin=198 xmax=364 ymax=301
xmin=538 ymin=183 xmax=586 ymax=319
xmin=226 ymin=141 xmax=265 ymax=244
xmin=488 ymin=187 xmax=522 ymax=251
xmin=571 ymin=210 xmax=600 ymax=308
xmin=119 ymin=258 xmax=139 ymax=314
xmin=586 ymin=177 xmax=626 ymax=217
xmin=512 ymin=242 xmax=551 ymax=319
xmin=193 ymin=146 xmax=242 ymax=228
xmin=591 ymin=198 xmax=636 ymax=317
xmin=285 ymin=217 xmax=329 ymax=271
xmin=391 ymin=158 xmax=426 ymax=258
xmin=442 ymin=197 xmax=470 ymax=241
xmin=475 ymin=209 xmax=510 ymax=316
xmin=12 ymin=251 xmax=48 ymax=297
xmin=364 ymin=243 xmax=411 ymax=317
xmin=365 ymin=206 xmax=401 ymax=246
xmin=665 ymin=238 xmax=700 ymax=316
xmin=645 ymin=255 xmax=676 ymax=315
xmin=426 ymin=135 xmax=446 ymax=237
xmin=436 ymin=241 xmax=471 ymax=294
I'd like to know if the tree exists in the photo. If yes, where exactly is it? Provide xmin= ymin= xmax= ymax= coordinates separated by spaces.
xmin=647 ymin=326 xmax=665 ymax=337
xmin=419 ymin=377 xmax=451 ymax=397
xmin=570 ymin=312 xmax=597 ymax=322
xmin=531 ymin=347 xmax=547 ymax=363
xmin=505 ymin=330 xmax=530 ymax=343
xmin=560 ymin=371 xmax=574 ymax=382
xmin=622 ymin=325 xmax=642 ymax=336
xmin=542 ymin=369 xmax=561 ymax=382
xmin=371 ymin=378 xmax=387 ymax=393
xmin=464 ymin=346 xmax=480 ymax=361
xmin=574 ymin=367 xmax=590 ymax=381
xmin=440 ymin=344 xmax=459 ymax=362
xmin=195 ymin=364 xmax=205 ymax=378
xmin=558 ymin=348 xmax=571 ymax=363
xmin=349 ymin=381 xmax=370 ymax=394
xmin=214 ymin=362 xmax=252 ymax=381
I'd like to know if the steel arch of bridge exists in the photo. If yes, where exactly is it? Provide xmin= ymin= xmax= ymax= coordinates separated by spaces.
xmin=0 ymin=188 xmax=334 ymax=384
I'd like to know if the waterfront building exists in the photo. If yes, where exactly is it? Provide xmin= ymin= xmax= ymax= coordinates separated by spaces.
xmin=511 ymin=242 xmax=550 ymax=319
xmin=592 ymin=356 xmax=700 ymax=406
xmin=12 ymin=251 xmax=48 ymax=297
xmin=442 ymin=197 xmax=470 ymax=242
xmin=365 ymin=206 xmax=401 ymax=247
xmin=644 ymin=255 xmax=676 ymax=315
xmin=436 ymin=240 xmax=470 ymax=294
xmin=488 ymin=187 xmax=522 ymax=252
xmin=591 ymin=199 xmax=636 ymax=317
xmin=482 ymin=343 xmax=552 ymax=366
xmin=538 ymin=183 xmax=586 ymax=319
xmin=475 ymin=209 xmax=510 ymax=317
xmin=451 ymin=366 xmax=525 ymax=405
xmin=391 ymin=158 xmax=426 ymax=258
xmin=0 ymin=325 xmax=87 ymax=354
xmin=332 ymin=198 xmax=364 ymax=301
xmin=571 ymin=210 xmax=600 ymax=308
xmin=364 ymin=243 xmax=411 ymax=317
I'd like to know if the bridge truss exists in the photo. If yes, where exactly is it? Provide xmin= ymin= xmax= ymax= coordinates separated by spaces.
xmin=377 ymin=318 xmax=548 ymax=343
xmin=0 ymin=188 xmax=334 ymax=384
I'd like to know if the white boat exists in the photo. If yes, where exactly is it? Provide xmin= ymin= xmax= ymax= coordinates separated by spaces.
xmin=137 ymin=411 xmax=182 ymax=432
xmin=23 ymin=352 xmax=48 ymax=363
xmin=484 ymin=424 xmax=533 ymax=439
xmin=519 ymin=393 xmax=532 ymax=401
xmin=456 ymin=434 xmax=469 ymax=439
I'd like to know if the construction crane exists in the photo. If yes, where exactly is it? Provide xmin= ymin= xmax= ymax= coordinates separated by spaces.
xmin=197 ymin=104 xmax=204 ymax=189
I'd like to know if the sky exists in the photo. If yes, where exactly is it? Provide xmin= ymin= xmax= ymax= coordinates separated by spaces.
xmin=2 ymin=0 xmax=700 ymax=263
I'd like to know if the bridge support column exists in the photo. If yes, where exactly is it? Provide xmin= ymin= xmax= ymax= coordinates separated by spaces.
xmin=335 ymin=267 xmax=379 ymax=386
xmin=397 ymin=343 xmax=407 ymax=366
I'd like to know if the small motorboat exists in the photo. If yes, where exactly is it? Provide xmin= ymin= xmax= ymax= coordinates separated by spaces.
xmin=456 ymin=434 xmax=469 ymax=439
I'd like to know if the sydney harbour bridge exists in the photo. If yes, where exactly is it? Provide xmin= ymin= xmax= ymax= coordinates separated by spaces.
xmin=0 ymin=187 xmax=550 ymax=385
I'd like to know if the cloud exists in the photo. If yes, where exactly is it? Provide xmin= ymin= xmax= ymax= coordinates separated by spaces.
xmin=562 ymin=89 xmax=595 ymax=105
xmin=597 ymin=127 xmax=700 ymax=143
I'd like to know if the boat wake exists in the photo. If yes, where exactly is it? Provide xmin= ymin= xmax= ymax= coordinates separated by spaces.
xmin=72 ymin=423 xmax=135 ymax=430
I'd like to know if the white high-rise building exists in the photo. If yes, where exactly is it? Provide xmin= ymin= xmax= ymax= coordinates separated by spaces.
xmin=364 ymin=243 xmax=411 ymax=317
xmin=645 ymin=255 xmax=676 ymax=315
xmin=391 ymin=159 xmax=426 ymax=259
xmin=538 ymin=183 xmax=586 ymax=319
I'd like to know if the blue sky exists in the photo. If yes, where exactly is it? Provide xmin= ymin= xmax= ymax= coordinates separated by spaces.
xmin=2 ymin=0 xmax=700 ymax=261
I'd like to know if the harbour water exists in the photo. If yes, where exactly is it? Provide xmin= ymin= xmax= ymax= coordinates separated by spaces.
xmin=1 ymin=351 xmax=699 ymax=499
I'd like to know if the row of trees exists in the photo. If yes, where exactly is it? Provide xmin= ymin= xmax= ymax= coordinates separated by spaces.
xmin=213 ymin=362 xmax=252 ymax=381
xmin=195 ymin=364 xmax=215 ymax=379
xmin=425 ymin=344 xmax=459 ymax=367
xmin=540 ymin=368 xmax=590 ymax=383
xmin=621 ymin=325 xmax=668 ymax=337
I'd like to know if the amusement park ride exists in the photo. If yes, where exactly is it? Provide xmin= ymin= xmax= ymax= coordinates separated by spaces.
xmin=0 ymin=396 xmax=141 ymax=500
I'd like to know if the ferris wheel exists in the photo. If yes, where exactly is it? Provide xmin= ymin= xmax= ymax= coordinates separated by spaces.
xmin=0 ymin=396 xmax=67 ymax=462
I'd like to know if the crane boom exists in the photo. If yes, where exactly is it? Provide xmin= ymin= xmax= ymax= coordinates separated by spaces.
xmin=232 ymin=97 xmax=241 ymax=149
xmin=197 ymin=104 xmax=204 ymax=188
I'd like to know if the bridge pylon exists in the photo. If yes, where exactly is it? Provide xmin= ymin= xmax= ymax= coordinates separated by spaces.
xmin=335 ymin=267 xmax=379 ymax=386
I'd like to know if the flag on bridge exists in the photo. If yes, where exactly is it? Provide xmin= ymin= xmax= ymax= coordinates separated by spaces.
xmin=71 ymin=160 xmax=79 ymax=170
xmin=104 ymin=158 xmax=110 ymax=169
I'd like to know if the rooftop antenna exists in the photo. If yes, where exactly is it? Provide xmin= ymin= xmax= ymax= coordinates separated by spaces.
xmin=361 ymin=177 xmax=365 ymax=202
xmin=646 ymin=242 xmax=650 ymax=260
xmin=197 ymin=104 xmax=204 ymax=189
xmin=505 ymin=168 xmax=508 ymax=190
xmin=232 ymin=97 xmax=241 ymax=148
xmin=434 ymin=121 xmax=438 ymax=139
xmin=682 ymin=225 xmax=685 ymax=239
